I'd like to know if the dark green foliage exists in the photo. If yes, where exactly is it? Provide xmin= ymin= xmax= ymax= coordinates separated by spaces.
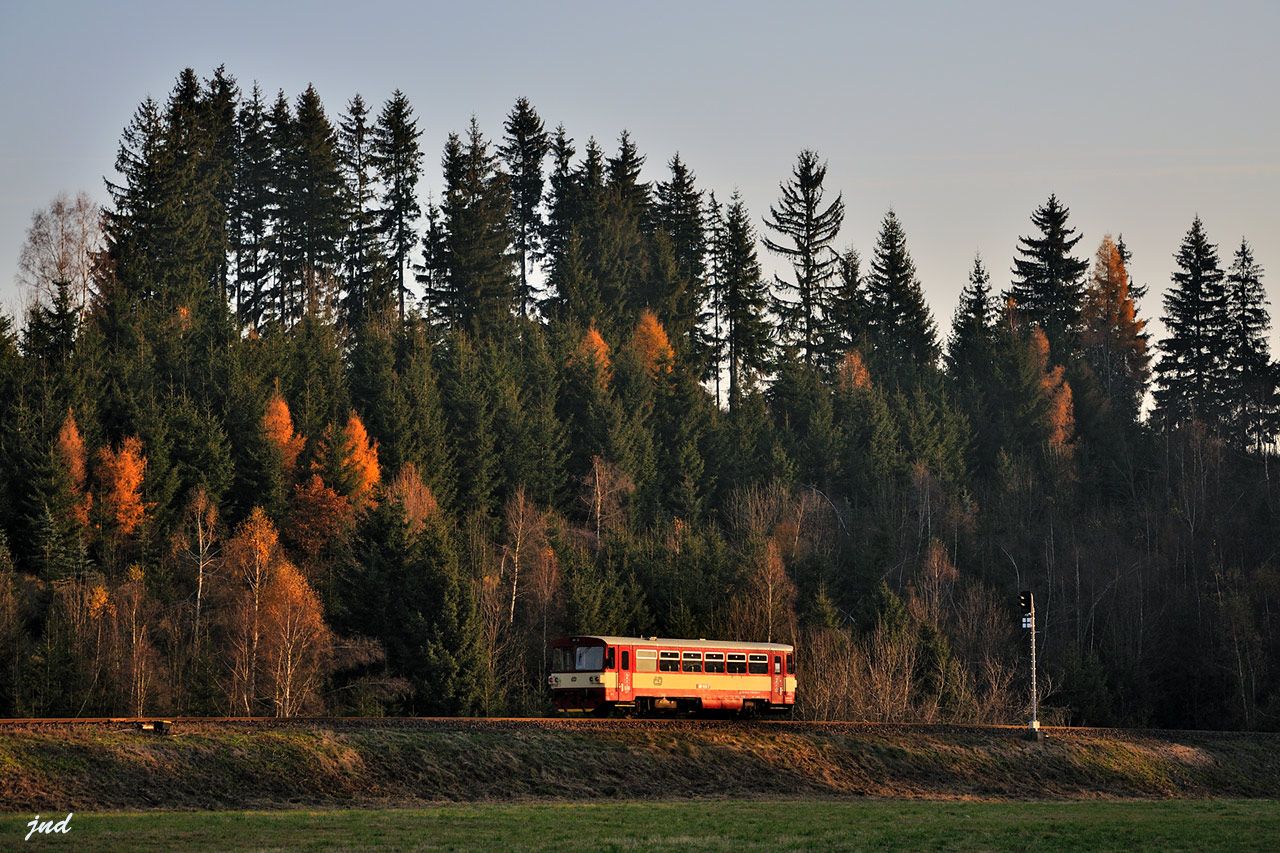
xmin=715 ymin=193 xmax=772 ymax=407
xmin=234 ymin=84 xmax=274 ymax=329
xmin=499 ymin=98 xmax=550 ymax=317
xmin=439 ymin=331 xmax=498 ymax=517
xmin=1009 ymin=194 xmax=1089 ymax=356
xmin=764 ymin=150 xmax=845 ymax=366
xmin=864 ymin=210 xmax=938 ymax=386
xmin=338 ymin=94 xmax=388 ymax=324
xmin=1155 ymin=216 xmax=1228 ymax=429
xmin=346 ymin=501 xmax=481 ymax=714
xmin=371 ymin=90 xmax=423 ymax=323
xmin=654 ymin=154 xmax=706 ymax=360
xmin=1221 ymin=239 xmax=1273 ymax=450
xmin=437 ymin=120 xmax=516 ymax=337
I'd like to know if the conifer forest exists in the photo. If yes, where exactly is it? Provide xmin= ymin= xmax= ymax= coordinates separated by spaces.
xmin=3 ymin=66 xmax=1278 ymax=730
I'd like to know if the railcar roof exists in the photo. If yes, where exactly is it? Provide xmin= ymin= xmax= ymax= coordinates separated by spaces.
xmin=569 ymin=635 xmax=794 ymax=652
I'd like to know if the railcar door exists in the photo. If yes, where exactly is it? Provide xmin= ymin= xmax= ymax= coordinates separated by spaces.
xmin=619 ymin=647 xmax=633 ymax=700
xmin=771 ymin=654 xmax=784 ymax=704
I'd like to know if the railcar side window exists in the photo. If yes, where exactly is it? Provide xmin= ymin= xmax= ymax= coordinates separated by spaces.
xmin=727 ymin=653 xmax=747 ymax=674
xmin=748 ymin=654 xmax=768 ymax=674
xmin=636 ymin=649 xmax=657 ymax=673
xmin=786 ymin=653 xmax=795 ymax=674
xmin=659 ymin=651 xmax=680 ymax=672
xmin=605 ymin=648 xmax=616 ymax=669
xmin=705 ymin=653 xmax=725 ymax=673
xmin=682 ymin=651 xmax=702 ymax=673
xmin=774 ymin=656 xmax=782 ymax=674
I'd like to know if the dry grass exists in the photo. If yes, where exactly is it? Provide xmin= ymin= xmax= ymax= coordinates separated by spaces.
xmin=1 ymin=719 xmax=1278 ymax=811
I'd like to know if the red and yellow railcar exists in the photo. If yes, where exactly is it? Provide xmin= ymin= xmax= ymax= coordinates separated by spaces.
xmin=550 ymin=635 xmax=796 ymax=714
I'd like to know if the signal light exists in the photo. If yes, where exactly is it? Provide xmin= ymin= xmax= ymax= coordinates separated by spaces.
xmin=1019 ymin=590 xmax=1033 ymax=612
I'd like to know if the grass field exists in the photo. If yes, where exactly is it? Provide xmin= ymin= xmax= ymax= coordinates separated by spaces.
xmin=4 ymin=799 xmax=1278 ymax=852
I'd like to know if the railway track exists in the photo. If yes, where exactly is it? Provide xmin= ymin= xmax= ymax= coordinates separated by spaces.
xmin=0 ymin=715 xmax=1272 ymax=740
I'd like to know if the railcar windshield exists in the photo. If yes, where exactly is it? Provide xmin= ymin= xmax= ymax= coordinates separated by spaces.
xmin=552 ymin=643 xmax=606 ymax=672
xmin=574 ymin=645 xmax=604 ymax=671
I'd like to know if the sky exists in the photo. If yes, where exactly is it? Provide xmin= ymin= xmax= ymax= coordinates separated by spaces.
xmin=1 ymin=0 xmax=1277 ymax=347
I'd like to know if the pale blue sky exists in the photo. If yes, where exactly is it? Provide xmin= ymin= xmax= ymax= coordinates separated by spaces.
xmin=2 ymin=0 xmax=1277 ymax=345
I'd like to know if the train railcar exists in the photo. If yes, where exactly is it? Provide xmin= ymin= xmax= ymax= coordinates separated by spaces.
xmin=549 ymin=635 xmax=796 ymax=714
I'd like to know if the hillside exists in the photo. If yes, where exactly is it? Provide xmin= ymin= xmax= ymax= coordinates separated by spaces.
xmin=2 ymin=719 xmax=1278 ymax=811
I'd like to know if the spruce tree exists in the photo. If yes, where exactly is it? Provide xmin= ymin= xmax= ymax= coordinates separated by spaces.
xmin=540 ymin=125 xmax=578 ymax=294
xmin=1009 ymin=194 xmax=1089 ymax=355
xmin=288 ymin=85 xmax=346 ymax=319
xmin=233 ymin=84 xmax=273 ymax=329
xmin=865 ymin=209 xmax=938 ymax=384
xmin=763 ymin=150 xmax=844 ymax=366
xmin=654 ymin=154 xmax=706 ymax=358
xmin=823 ymin=246 xmax=867 ymax=370
xmin=338 ymin=94 xmax=386 ymax=324
xmin=265 ymin=89 xmax=296 ymax=322
xmin=719 ymin=193 xmax=771 ymax=408
xmin=1081 ymin=236 xmax=1150 ymax=423
xmin=371 ymin=90 xmax=423 ymax=324
xmin=1222 ymin=239 xmax=1272 ymax=449
xmin=1154 ymin=216 xmax=1228 ymax=429
xmin=606 ymin=130 xmax=650 ymax=225
xmin=946 ymin=254 xmax=997 ymax=388
xmin=438 ymin=119 xmax=516 ymax=337
xmin=499 ymin=98 xmax=550 ymax=317
xmin=202 ymin=65 xmax=240 ymax=303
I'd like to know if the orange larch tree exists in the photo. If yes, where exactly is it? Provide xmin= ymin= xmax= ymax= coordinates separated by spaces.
xmin=96 ymin=436 xmax=149 ymax=537
xmin=1082 ymin=235 xmax=1151 ymax=420
xmin=1029 ymin=326 xmax=1075 ymax=454
xmin=631 ymin=310 xmax=674 ymax=377
xmin=261 ymin=389 xmax=306 ymax=476
xmin=572 ymin=327 xmax=612 ymax=387
xmin=55 ymin=409 xmax=92 ymax=526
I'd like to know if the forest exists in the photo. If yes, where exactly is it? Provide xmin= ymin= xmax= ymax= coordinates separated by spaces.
xmin=0 ymin=65 xmax=1276 ymax=729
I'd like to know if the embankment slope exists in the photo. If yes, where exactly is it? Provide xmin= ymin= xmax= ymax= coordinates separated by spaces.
xmin=2 ymin=718 xmax=1277 ymax=810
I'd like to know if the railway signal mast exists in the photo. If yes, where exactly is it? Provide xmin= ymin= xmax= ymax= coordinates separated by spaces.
xmin=1019 ymin=590 xmax=1042 ymax=741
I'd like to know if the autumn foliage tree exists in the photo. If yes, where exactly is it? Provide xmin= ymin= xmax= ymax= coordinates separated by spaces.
xmin=260 ymin=559 xmax=332 ymax=717
xmin=95 ymin=436 xmax=148 ymax=538
xmin=1082 ymin=236 xmax=1150 ymax=421
xmin=262 ymin=389 xmax=306 ymax=476
xmin=55 ymin=409 xmax=91 ymax=526
xmin=631 ymin=310 xmax=674 ymax=377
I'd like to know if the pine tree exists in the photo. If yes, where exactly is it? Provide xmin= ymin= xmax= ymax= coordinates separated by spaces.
xmin=338 ymin=94 xmax=386 ymax=324
xmin=1009 ymin=194 xmax=1089 ymax=355
xmin=371 ymin=90 xmax=423 ymax=324
xmin=499 ymin=98 xmax=550 ymax=317
xmin=865 ymin=209 xmax=938 ymax=385
xmin=1154 ymin=217 xmax=1229 ymax=430
xmin=763 ymin=150 xmax=844 ymax=365
xmin=1081 ymin=236 xmax=1150 ymax=423
xmin=1222 ymin=239 xmax=1272 ymax=450
xmin=233 ymin=84 xmax=274 ymax=329
xmin=438 ymin=119 xmax=516 ymax=337
xmin=719 ymin=193 xmax=772 ymax=408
